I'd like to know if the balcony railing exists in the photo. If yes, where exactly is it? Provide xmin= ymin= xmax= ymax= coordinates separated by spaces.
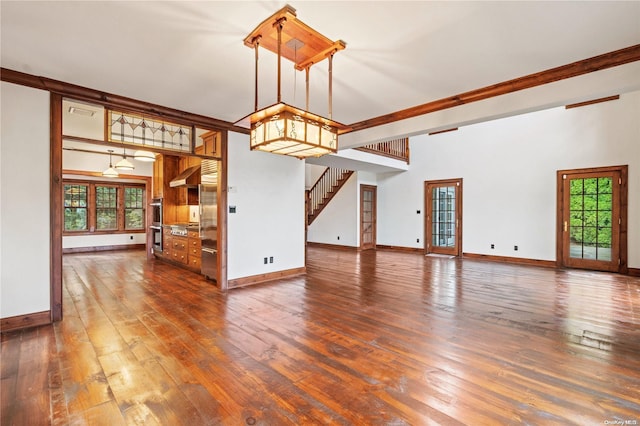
xmin=354 ymin=137 xmax=409 ymax=163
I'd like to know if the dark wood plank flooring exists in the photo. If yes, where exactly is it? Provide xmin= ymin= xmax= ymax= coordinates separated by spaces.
xmin=2 ymin=247 xmax=640 ymax=425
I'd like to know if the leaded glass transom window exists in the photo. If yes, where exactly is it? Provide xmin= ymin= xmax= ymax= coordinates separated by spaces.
xmin=107 ymin=110 xmax=192 ymax=153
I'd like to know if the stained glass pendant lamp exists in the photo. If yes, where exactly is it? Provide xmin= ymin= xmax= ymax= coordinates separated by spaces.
xmin=235 ymin=4 xmax=348 ymax=159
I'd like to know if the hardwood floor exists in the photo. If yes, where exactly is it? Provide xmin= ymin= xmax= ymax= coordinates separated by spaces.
xmin=2 ymin=247 xmax=640 ymax=425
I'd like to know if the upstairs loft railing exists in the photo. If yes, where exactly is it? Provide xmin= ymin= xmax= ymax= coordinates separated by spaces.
xmin=354 ymin=137 xmax=410 ymax=163
xmin=307 ymin=167 xmax=354 ymax=225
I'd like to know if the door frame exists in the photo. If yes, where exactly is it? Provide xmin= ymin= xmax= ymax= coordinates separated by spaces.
xmin=359 ymin=184 xmax=377 ymax=250
xmin=556 ymin=165 xmax=628 ymax=273
xmin=425 ymin=178 xmax=463 ymax=256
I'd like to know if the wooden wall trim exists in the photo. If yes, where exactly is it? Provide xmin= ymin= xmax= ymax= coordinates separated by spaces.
xmin=307 ymin=242 xmax=359 ymax=251
xmin=0 ymin=67 xmax=249 ymax=134
xmin=51 ymin=93 xmax=63 ymax=322
xmin=1 ymin=311 xmax=51 ymax=333
xmin=565 ymin=95 xmax=620 ymax=109
xmin=228 ymin=267 xmax=306 ymax=289
xmin=345 ymin=44 xmax=640 ymax=133
xmin=376 ymin=245 xmax=423 ymax=253
xmin=629 ymin=268 xmax=640 ymax=277
xmin=218 ymin=131 xmax=229 ymax=291
xmin=463 ymin=252 xmax=556 ymax=269
xmin=63 ymin=244 xmax=145 ymax=254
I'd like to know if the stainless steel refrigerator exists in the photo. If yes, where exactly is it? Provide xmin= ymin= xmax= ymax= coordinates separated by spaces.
xmin=199 ymin=184 xmax=217 ymax=281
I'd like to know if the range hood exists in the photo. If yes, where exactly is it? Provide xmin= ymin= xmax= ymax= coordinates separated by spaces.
xmin=169 ymin=165 xmax=201 ymax=188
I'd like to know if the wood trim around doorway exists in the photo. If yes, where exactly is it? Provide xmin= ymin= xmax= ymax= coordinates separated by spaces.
xmin=424 ymin=178 xmax=463 ymax=257
xmin=556 ymin=165 xmax=628 ymax=274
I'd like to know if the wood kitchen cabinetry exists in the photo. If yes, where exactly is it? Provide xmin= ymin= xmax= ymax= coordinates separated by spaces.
xmin=176 ymin=156 xmax=201 ymax=206
xmin=188 ymin=230 xmax=202 ymax=270
xmin=196 ymin=130 xmax=221 ymax=158
xmin=153 ymin=155 xmax=181 ymax=223
xmin=160 ymin=226 xmax=200 ymax=271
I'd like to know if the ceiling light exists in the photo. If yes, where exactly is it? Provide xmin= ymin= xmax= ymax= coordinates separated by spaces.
xmin=133 ymin=150 xmax=156 ymax=162
xmin=103 ymin=150 xmax=119 ymax=178
xmin=115 ymin=148 xmax=135 ymax=170
xmin=235 ymin=4 xmax=347 ymax=159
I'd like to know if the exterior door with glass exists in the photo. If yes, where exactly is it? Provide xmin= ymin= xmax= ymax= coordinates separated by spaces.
xmin=425 ymin=179 xmax=462 ymax=256
xmin=559 ymin=166 xmax=626 ymax=273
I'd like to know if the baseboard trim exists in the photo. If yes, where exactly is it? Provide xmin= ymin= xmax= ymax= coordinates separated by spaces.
xmin=1 ymin=311 xmax=51 ymax=333
xmin=463 ymin=252 xmax=556 ymax=269
xmin=629 ymin=268 xmax=640 ymax=277
xmin=63 ymin=244 xmax=145 ymax=254
xmin=306 ymin=242 xmax=358 ymax=251
xmin=376 ymin=245 xmax=423 ymax=253
xmin=228 ymin=267 xmax=306 ymax=289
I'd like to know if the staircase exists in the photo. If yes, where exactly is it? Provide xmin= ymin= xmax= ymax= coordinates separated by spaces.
xmin=307 ymin=168 xmax=354 ymax=225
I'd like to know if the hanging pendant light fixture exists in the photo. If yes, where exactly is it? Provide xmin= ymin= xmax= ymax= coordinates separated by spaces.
xmin=235 ymin=4 xmax=347 ymax=159
xmin=115 ymin=147 xmax=135 ymax=170
xmin=103 ymin=150 xmax=119 ymax=178
xmin=133 ymin=149 xmax=156 ymax=162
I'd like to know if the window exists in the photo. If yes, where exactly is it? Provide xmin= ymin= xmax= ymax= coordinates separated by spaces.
xmin=64 ymin=184 xmax=88 ymax=231
xmin=63 ymin=180 xmax=146 ymax=234
xmin=124 ymin=187 xmax=144 ymax=230
xmin=96 ymin=185 xmax=118 ymax=230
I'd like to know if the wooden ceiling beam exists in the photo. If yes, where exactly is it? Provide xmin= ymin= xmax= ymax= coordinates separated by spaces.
xmin=344 ymin=44 xmax=640 ymax=134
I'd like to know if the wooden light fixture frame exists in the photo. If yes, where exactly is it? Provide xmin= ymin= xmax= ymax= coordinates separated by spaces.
xmin=235 ymin=4 xmax=347 ymax=159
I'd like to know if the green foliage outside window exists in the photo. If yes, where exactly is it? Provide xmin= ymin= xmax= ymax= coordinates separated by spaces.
xmin=569 ymin=177 xmax=612 ymax=247
xmin=63 ymin=181 xmax=145 ymax=234
xmin=125 ymin=187 xmax=144 ymax=229
xmin=64 ymin=184 xmax=88 ymax=231
xmin=96 ymin=186 xmax=118 ymax=230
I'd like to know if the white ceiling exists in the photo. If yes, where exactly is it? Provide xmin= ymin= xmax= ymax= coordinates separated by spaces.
xmin=2 ymin=1 xmax=640 ymax=137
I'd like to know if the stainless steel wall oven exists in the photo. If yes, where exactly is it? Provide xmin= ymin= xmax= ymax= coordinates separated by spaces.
xmin=150 ymin=198 xmax=163 ymax=253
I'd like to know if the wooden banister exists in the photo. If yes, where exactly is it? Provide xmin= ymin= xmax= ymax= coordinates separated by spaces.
xmin=307 ymin=167 xmax=354 ymax=225
xmin=354 ymin=137 xmax=409 ymax=163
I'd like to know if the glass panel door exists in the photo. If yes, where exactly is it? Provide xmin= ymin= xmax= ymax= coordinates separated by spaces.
xmin=360 ymin=185 xmax=376 ymax=250
xmin=562 ymin=169 xmax=621 ymax=272
xmin=425 ymin=179 xmax=462 ymax=256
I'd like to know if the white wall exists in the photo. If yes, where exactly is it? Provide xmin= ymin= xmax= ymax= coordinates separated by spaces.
xmin=227 ymin=132 xmax=306 ymax=280
xmin=307 ymin=174 xmax=359 ymax=247
xmin=377 ymin=90 xmax=640 ymax=267
xmin=307 ymin=171 xmax=378 ymax=248
xmin=1 ymin=82 xmax=51 ymax=318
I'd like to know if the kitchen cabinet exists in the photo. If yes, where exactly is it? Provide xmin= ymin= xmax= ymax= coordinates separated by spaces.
xmin=176 ymin=156 xmax=201 ymax=206
xmin=170 ymin=235 xmax=189 ymax=265
xmin=196 ymin=130 xmax=221 ymax=158
xmin=188 ymin=230 xmax=201 ymax=270
xmin=153 ymin=155 xmax=180 ymax=223
xmin=156 ymin=226 xmax=201 ymax=273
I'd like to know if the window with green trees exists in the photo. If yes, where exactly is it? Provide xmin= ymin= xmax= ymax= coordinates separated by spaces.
xmin=64 ymin=184 xmax=88 ymax=231
xmin=569 ymin=177 xmax=612 ymax=260
xmin=63 ymin=180 xmax=145 ymax=234
xmin=124 ymin=187 xmax=144 ymax=230
xmin=96 ymin=185 xmax=118 ymax=230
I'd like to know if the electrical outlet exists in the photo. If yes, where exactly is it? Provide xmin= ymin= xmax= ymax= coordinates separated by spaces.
xmin=337 ymin=236 xmax=340 ymax=240
xmin=130 ymin=235 xmax=134 ymax=240
xmin=269 ymin=256 xmax=273 ymax=263
xmin=263 ymin=257 xmax=268 ymax=264
xmin=514 ymin=245 xmax=518 ymax=251
xmin=417 ymin=238 xmax=420 ymax=243
xmin=416 ymin=210 xmax=421 ymax=214
xmin=491 ymin=244 xmax=495 ymax=249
